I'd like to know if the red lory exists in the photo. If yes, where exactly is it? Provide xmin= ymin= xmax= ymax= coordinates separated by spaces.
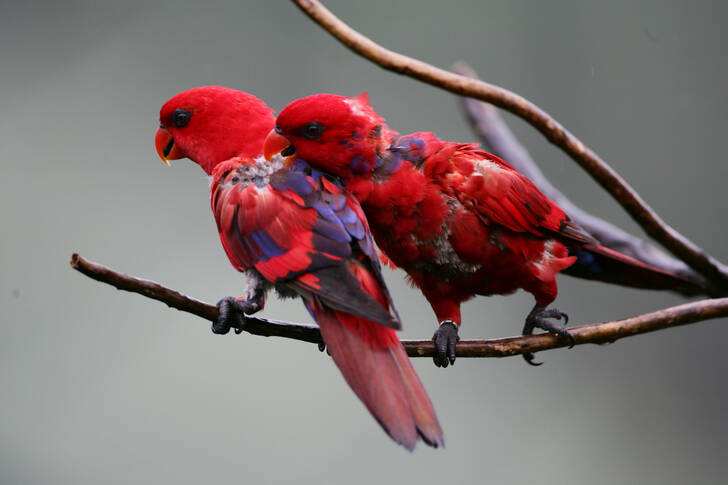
xmin=263 ymin=93 xmax=705 ymax=366
xmin=155 ymin=87 xmax=443 ymax=450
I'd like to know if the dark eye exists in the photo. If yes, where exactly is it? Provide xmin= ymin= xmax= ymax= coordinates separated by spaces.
xmin=302 ymin=122 xmax=324 ymax=140
xmin=172 ymin=109 xmax=191 ymax=128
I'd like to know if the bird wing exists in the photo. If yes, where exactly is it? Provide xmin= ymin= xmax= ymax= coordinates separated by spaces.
xmin=433 ymin=143 xmax=595 ymax=243
xmin=211 ymin=158 xmax=399 ymax=329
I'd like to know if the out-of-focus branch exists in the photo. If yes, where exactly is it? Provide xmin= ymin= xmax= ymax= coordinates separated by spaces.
xmin=71 ymin=253 xmax=728 ymax=358
xmin=453 ymin=61 xmax=707 ymax=292
xmin=291 ymin=0 xmax=728 ymax=292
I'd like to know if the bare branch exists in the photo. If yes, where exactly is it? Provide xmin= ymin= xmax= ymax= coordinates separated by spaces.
xmin=452 ymin=61 xmax=708 ymax=293
xmin=71 ymin=253 xmax=728 ymax=358
xmin=70 ymin=253 xmax=322 ymax=345
xmin=291 ymin=0 xmax=728 ymax=291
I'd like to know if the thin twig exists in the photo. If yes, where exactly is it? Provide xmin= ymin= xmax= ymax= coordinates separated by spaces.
xmin=70 ymin=253 xmax=728 ymax=358
xmin=291 ymin=0 xmax=728 ymax=292
xmin=452 ymin=61 xmax=708 ymax=293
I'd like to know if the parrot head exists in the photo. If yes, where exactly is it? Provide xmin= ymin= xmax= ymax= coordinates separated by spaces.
xmin=264 ymin=93 xmax=394 ymax=179
xmin=155 ymin=86 xmax=275 ymax=175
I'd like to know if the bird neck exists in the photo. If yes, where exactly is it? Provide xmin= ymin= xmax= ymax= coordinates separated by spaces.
xmin=343 ymin=134 xmax=430 ymax=207
xmin=198 ymin=107 xmax=275 ymax=175
xmin=370 ymin=134 xmax=428 ymax=179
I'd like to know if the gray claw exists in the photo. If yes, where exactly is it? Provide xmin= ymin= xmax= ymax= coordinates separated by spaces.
xmin=432 ymin=321 xmax=459 ymax=368
xmin=214 ymin=296 xmax=260 ymax=335
xmin=523 ymin=352 xmax=543 ymax=366
xmin=521 ymin=305 xmax=574 ymax=365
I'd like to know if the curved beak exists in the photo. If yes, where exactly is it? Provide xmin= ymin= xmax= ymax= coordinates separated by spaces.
xmin=154 ymin=126 xmax=185 ymax=166
xmin=263 ymin=129 xmax=295 ymax=161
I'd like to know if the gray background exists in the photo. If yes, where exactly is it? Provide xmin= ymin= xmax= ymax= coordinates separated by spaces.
xmin=2 ymin=1 xmax=727 ymax=483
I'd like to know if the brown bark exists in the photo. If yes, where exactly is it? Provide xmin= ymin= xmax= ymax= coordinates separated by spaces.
xmin=71 ymin=253 xmax=728 ymax=359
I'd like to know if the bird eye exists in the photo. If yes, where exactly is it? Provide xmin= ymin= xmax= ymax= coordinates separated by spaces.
xmin=302 ymin=122 xmax=324 ymax=140
xmin=172 ymin=109 xmax=191 ymax=128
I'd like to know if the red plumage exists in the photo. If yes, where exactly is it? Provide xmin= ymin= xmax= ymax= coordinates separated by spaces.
xmin=269 ymin=93 xmax=705 ymax=365
xmin=312 ymin=264 xmax=442 ymax=448
xmin=156 ymin=87 xmax=443 ymax=449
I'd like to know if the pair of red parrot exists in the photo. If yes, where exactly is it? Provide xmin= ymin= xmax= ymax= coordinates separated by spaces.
xmin=155 ymin=86 xmax=703 ymax=450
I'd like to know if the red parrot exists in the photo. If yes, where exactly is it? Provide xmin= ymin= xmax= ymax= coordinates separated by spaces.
xmin=263 ymin=93 xmax=706 ymax=366
xmin=155 ymin=87 xmax=443 ymax=450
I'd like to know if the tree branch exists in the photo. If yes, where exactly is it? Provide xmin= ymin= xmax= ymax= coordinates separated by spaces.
xmin=70 ymin=253 xmax=322 ymax=345
xmin=70 ymin=253 xmax=728 ymax=358
xmin=291 ymin=0 xmax=728 ymax=292
xmin=452 ymin=61 xmax=707 ymax=292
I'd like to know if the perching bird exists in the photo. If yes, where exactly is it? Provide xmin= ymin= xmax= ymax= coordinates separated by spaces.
xmin=263 ymin=93 xmax=706 ymax=367
xmin=155 ymin=87 xmax=443 ymax=450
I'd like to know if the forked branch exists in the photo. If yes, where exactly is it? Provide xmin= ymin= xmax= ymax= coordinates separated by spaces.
xmin=71 ymin=253 xmax=728 ymax=358
xmin=291 ymin=0 xmax=728 ymax=292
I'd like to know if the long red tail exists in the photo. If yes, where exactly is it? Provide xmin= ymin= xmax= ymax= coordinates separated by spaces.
xmin=311 ymin=303 xmax=444 ymax=451
xmin=564 ymin=243 xmax=707 ymax=296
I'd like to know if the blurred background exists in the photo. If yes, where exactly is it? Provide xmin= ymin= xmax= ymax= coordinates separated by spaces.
xmin=2 ymin=0 xmax=727 ymax=483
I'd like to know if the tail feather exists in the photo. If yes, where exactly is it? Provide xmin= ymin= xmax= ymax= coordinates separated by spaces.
xmin=564 ymin=243 xmax=707 ymax=296
xmin=313 ymin=304 xmax=444 ymax=451
xmin=386 ymin=347 xmax=445 ymax=447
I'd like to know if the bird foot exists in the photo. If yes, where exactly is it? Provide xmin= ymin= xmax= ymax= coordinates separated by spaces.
xmin=317 ymin=341 xmax=332 ymax=355
xmin=521 ymin=306 xmax=574 ymax=366
xmin=432 ymin=321 xmax=459 ymax=368
xmin=212 ymin=296 xmax=262 ymax=335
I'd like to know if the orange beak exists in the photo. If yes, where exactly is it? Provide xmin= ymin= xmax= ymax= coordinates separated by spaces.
xmin=154 ymin=126 xmax=185 ymax=166
xmin=263 ymin=129 xmax=294 ymax=161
